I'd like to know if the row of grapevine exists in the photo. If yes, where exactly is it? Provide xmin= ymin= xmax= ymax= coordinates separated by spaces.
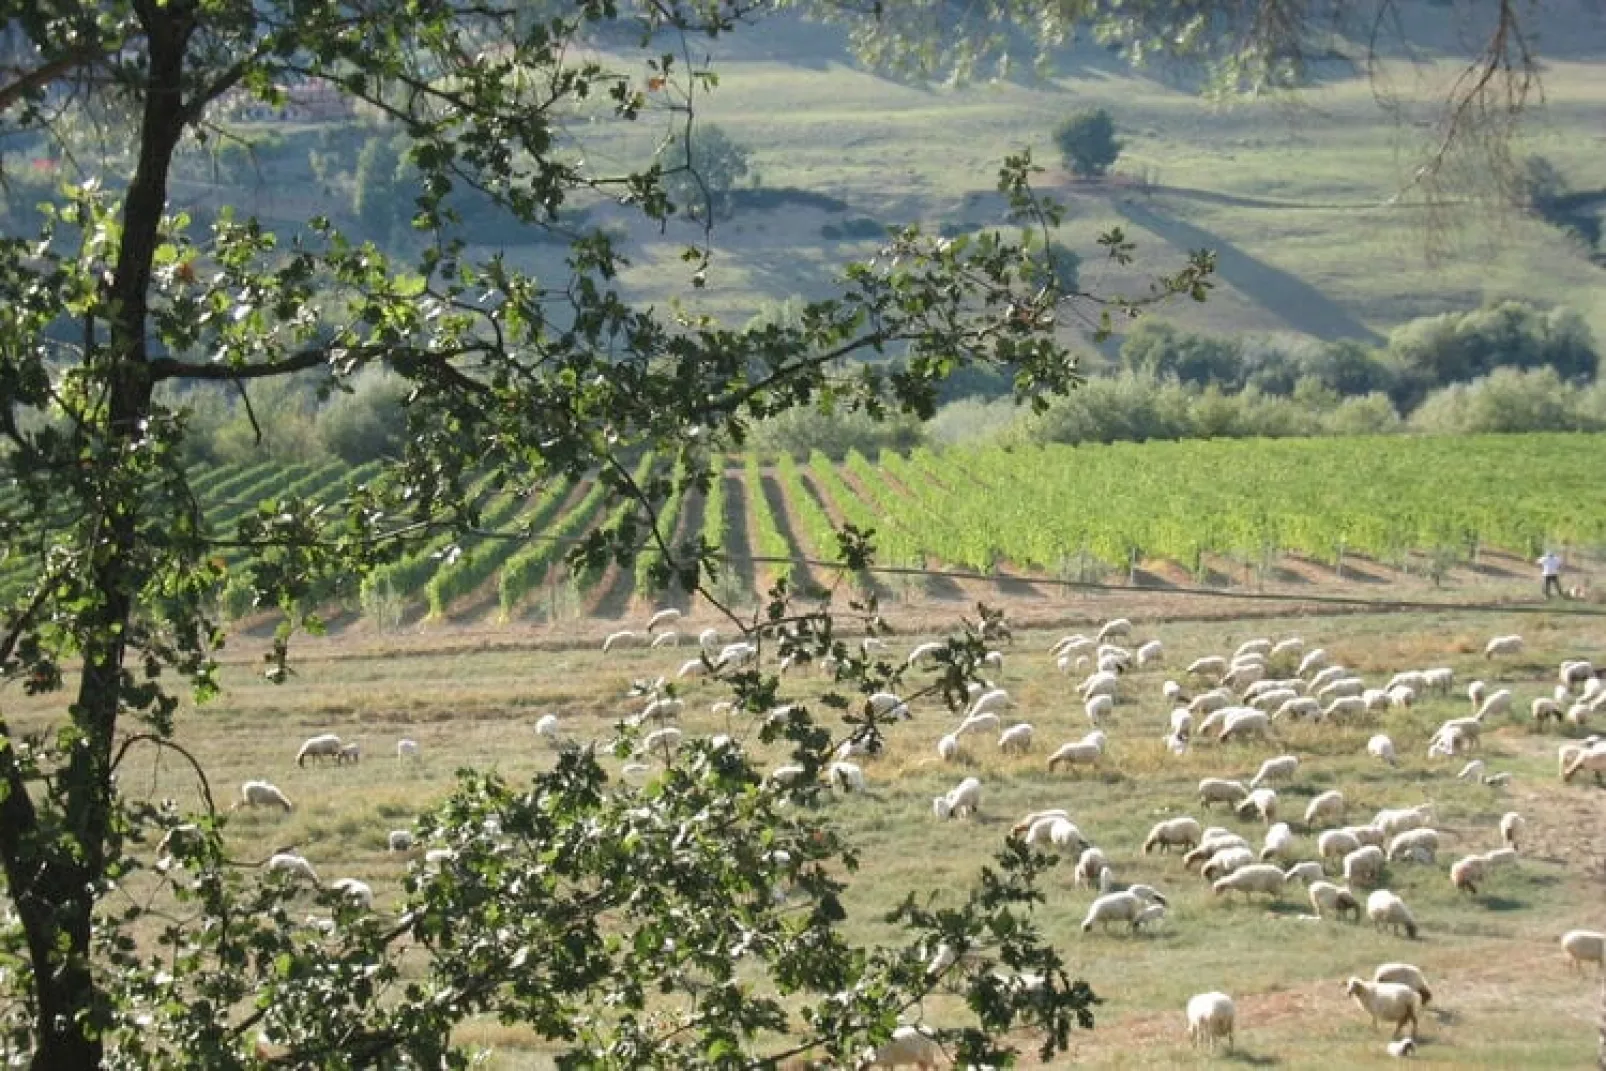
xmin=358 ymin=470 xmax=503 ymax=607
xmin=773 ymin=455 xmax=837 ymax=562
xmin=423 ymin=477 xmax=575 ymax=618
xmin=805 ymin=451 xmax=924 ymax=568
xmin=495 ymin=478 xmax=613 ymax=616
xmin=576 ymin=452 xmax=659 ymax=594
xmin=742 ymin=456 xmax=794 ymax=587
xmin=634 ymin=455 xmax=691 ymax=597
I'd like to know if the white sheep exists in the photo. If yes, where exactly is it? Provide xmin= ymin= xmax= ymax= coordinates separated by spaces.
xmin=1271 ymin=636 xmax=1304 ymax=660
xmin=1080 ymin=890 xmax=1152 ymax=933
xmin=1183 ymin=834 xmax=1250 ymax=871
xmin=1367 ymin=734 xmax=1398 ymax=767
xmin=645 ymin=607 xmax=681 ymax=632
xmin=1282 ymin=860 xmax=1325 ymax=885
xmin=1561 ymin=740 xmax=1606 ymax=783
xmin=997 ymin=722 xmax=1033 ymax=754
xmin=650 ymin=631 xmax=679 ymax=649
xmin=1309 ymin=880 xmax=1361 ymax=921
xmin=676 ymin=658 xmax=708 ymax=679
xmin=235 ymin=780 xmax=293 ymax=813
xmin=1296 ymin=648 xmax=1329 ymax=676
xmin=1213 ymin=863 xmax=1287 ymax=899
xmin=1249 ymin=687 xmax=1299 ymax=712
xmin=1198 ymin=778 xmax=1249 ymax=809
xmin=1319 ymin=829 xmax=1362 ymax=864
xmin=1218 ymin=709 xmax=1271 ymax=743
xmin=1074 ymin=846 xmax=1110 ymax=887
xmin=1532 ymin=696 xmax=1564 ymax=726
xmin=1047 ymin=731 xmax=1106 ymax=772
xmin=1374 ymin=805 xmax=1433 ymax=837
xmin=865 ymin=1024 xmax=945 ymax=1069
xmin=1236 ymin=788 xmax=1278 ymax=825
xmin=1561 ymin=659 xmax=1596 ymax=687
xmin=1083 ymin=694 xmax=1114 ymax=726
xmin=1187 ymin=656 xmax=1229 ymax=678
xmin=328 ymin=877 xmax=373 ymax=910
xmin=387 ymin=830 xmax=414 ymax=852
xmin=1260 ymin=822 xmax=1295 ymax=862
xmin=639 ymin=727 xmax=683 ymax=758
xmin=1344 ymin=977 xmax=1421 ymax=1038
xmin=1500 ymin=811 xmax=1524 ymax=851
xmin=1250 ymin=754 xmax=1299 ymax=788
xmin=1274 ymin=697 xmax=1322 ymax=721
xmin=1560 ymin=930 xmax=1605 ymax=972
xmin=1449 ymin=853 xmax=1490 ymax=894
xmin=1346 ymin=823 xmax=1388 ymax=848
xmin=296 ymin=733 xmax=343 ymax=768
xmin=827 ymin=761 xmax=865 ymax=794
xmin=1200 ymin=847 xmax=1256 ymax=881
xmin=1374 ymin=963 xmax=1432 ymax=1005
xmin=1304 ymin=790 xmax=1346 ymax=829
xmin=1169 ymin=707 xmax=1194 ymax=739
xmin=1185 ymin=992 xmax=1236 ymax=1052
xmin=1475 ymin=689 xmax=1513 ymax=720
xmin=1136 ymin=639 xmax=1164 ymax=667
xmin=697 ymin=627 xmax=720 ymax=650
xmin=1079 ymin=671 xmax=1119 ymax=702
xmin=1309 ymin=665 xmax=1349 ymax=690
xmin=1190 ymin=687 xmax=1233 ymax=715
xmin=1316 ymin=677 xmax=1365 ymax=701
xmin=1143 ymin=816 xmax=1203 ymax=854
xmin=397 ymin=738 xmax=421 ymax=762
xmin=335 ymin=742 xmax=360 ymax=765
xmin=602 ymin=629 xmax=637 ymax=652
xmin=1367 ymin=889 xmax=1419 ymax=939
xmin=1423 ymin=667 xmax=1454 ymax=693
xmin=1097 ymin=617 xmax=1132 ymax=642
xmin=1386 ymin=828 xmax=1440 ymax=865
xmin=936 ymin=733 xmax=960 ymax=762
xmin=266 ymin=852 xmax=319 ymax=884
xmin=1024 ymin=815 xmax=1086 ymax=853
xmin=1344 ymin=846 xmax=1386 ymax=887
xmin=1484 ymin=634 xmax=1523 ymax=658
xmin=933 ymin=776 xmax=982 ymax=820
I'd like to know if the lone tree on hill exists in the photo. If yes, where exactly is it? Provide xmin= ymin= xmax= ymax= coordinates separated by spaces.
xmin=1054 ymin=107 xmax=1122 ymax=178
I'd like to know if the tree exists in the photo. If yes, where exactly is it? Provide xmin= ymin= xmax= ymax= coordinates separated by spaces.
xmin=0 ymin=4 xmax=1223 ymax=1068
xmin=661 ymin=122 xmax=755 ymax=221
xmin=1053 ymin=108 xmax=1121 ymax=178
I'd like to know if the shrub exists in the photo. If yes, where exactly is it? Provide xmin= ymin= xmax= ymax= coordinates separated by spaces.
xmin=660 ymin=123 xmax=754 ymax=221
xmin=317 ymin=368 xmax=408 ymax=463
xmin=748 ymin=404 xmax=923 ymax=460
xmin=1053 ymin=107 xmax=1122 ymax=178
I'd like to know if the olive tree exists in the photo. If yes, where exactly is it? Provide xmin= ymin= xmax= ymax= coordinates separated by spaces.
xmin=0 ymin=2 xmax=1215 ymax=1067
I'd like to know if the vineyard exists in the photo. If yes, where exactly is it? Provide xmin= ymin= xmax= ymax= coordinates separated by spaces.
xmin=5 ymin=433 xmax=1604 ymax=624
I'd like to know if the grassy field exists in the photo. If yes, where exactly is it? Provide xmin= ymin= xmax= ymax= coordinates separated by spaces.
xmin=30 ymin=599 xmax=1605 ymax=1066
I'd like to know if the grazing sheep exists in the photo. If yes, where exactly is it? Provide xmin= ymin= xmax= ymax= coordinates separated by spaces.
xmin=1374 ymin=805 xmax=1433 ymax=838
xmin=1081 ymin=890 xmax=1153 ymax=933
xmin=1346 ymin=823 xmax=1388 ymax=848
xmin=1024 ymin=815 xmax=1086 ymax=853
xmin=866 ymin=1024 xmax=945 ymax=1069
xmin=1423 ymin=667 xmax=1454 ymax=693
xmin=1560 ymin=930 xmax=1605 ymax=971
xmin=1200 ymin=847 xmax=1257 ymax=881
xmin=423 ymin=848 xmax=456 ymax=868
xmin=1010 ymin=808 xmax=1070 ymax=837
xmin=1187 ymin=655 xmax=1230 ymax=678
xmin=1309 ymin=665 xmax=1349 ymax=691
xmin=1183 ymin=835 xmax=1251 ymax=872
xmin=1213 ymin=863 xmax=1287 ymax=900
xmin=1136 ymin=639 xmax=1164 ymax=667
xmin=1190 ymin=687 xmax=1233 ymax=716
xmin=1387 ymin=686 xmax=1416 ymax=710
xmin=1074 ymin=847 xmax=1110 ymax=887
xmin=827 ymin=761 xmax=866 ymax=794
xmin=696 ymin=627 xmax=720 ymax=650
xmin=1079 ymin=671 xmax=1119 ymax=702
xmin=1218 ymin=708 xmax=1271 ymax=743
xmin=1133 ymin=903 xmax=1168 ymax=931
xmin=1483 ymin=847 xmax=1518 ymax=868
xmin=676 ymin=657 xmax=708 ymax=679
xmin=396 ymin=738 xmax=421 ymax=762
xmin=1344 ymin=977 xmax=1421 ymax=1038
xmin=1236 ymin=788 xmax=1278 ymax=825
xmin=1367 ymin=889 xmax=1419 ymax=939
xmin=1374 ymin=963 xmax=1432 ymax=1005
xmin=1532 ymin=697 xmax=1564 ymax=727
xmin=933 ymin=777 xmax=982 ymax=820
xmin=1097 ymin=617 xmax=1132 ymax=642
xmin=1250 ymin=754 xmax=1299 ymax=789
xmin=768 ymin=764 xmax=807 ymax=787
xmin=602 ymin=629 xmax=637 ymax=652
xmin=997 ymin=723 xmax=1034 ymax=754
xmin=1344 ymin=846 xmax=1386 ymax=887
xmin=968 ymin=688 xmax=1013 ymax=718
xmin=1500 ymin=811 xmax=1524 ymax=851
xmin=1084 ymin=694 xmax=1114 ymax=726
xmin=266 ymin=852 xmax=319 ymax=884
xmin=1260 ymin=822 xmax=1296 ymax=862
xmin=1449 ymin=853 xmax=1489 ymax=894
xmin=956 ymin=712 xmax=1002 ymax=737
xmin=1143 ymin=816 xmax=1203 ymax=854
xmin=1304 ymin=790 xmax=1346 ymax=829
xmin=1271 ymin=637 xmax=1304 ymax=659
xmin=906 ymin=641 xmax=944 ymax=667
xmin=1222 ymin=662 xmax=1266 ymax=690
xmin=1274 ymin=696 xmax=1322 ymax=721
xmin=1323 ymin=696 xmax=1367 ymax=721
xmin=1387 ymin=1037 xmax=1418 ymax=1058
xmin=1316 ymin=677 xmax=1366 ymax=701
xmin=328 ymin=877 xmax=373 ymax=910
xmin=296 ymin=733 xmax=343 ymax=768
xmin=1297 ymin=648 xmax=1329 ymax=676
xmin=1185 ymin=992 xmax=1236 ymax=1052
xmin=387 ymin=830 xmax=414 ymax=852
xmin=236 ymin=780 xmax=293 ymax=813
xmin=650 ymin=631 xmax=680 ymax=649
xmin=639 ymin=727 xmax=683 ymax=758
xmin=1319 ymin=829 xmax=1362 ymax=864
xmin=1235 ymin=638 xmax=1272 ymax=659
xmin=1047 ymin=731 xmax=1106 ymax=772
xmin=1283 ymin=860 xmax=1325 ymax=885
xmin=1562 ymin=659 xmax=1597 ymax=687
xmin=1386 ymin=828 xmax=1441 ymax=865
xmin=1475 ymin=689 xmax=1513 ymax=720
xmin=1169 ymin=707 xmax=1195 ymax=739
xmin=1468 ymin=679 xmax=1487 ymax=709
xmin=1309 ymin=880 xmax=1361 ymax=921
xmin=1561 ymin=740 xmax=1606 ymax=783
xmin=1250 ymin=687 xmax=1300 ymax=712
xmin=1484 ymin=634 xmax=1523 ymax=658
xmin=645 ymin=608 xmax=681 ymax=633
xmin=936 ymin=733 xmax=960 ymax=762
xmin=1198 ymin=778 xmax=1250 ymax=809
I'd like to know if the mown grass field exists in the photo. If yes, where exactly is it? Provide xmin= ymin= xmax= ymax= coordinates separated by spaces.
xmin=29 ymin=601 xmax=1604 ymax=1067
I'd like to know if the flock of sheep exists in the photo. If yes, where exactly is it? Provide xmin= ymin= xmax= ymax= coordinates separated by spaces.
xmin=216 ymin=606 xmax=1604 ymax=1066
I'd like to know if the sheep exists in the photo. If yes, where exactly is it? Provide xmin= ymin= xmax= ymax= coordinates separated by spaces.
xmin=1168 ymin=707 xmax=1194 ymax=739
xmin=956 ymin=712 xmax=1002 ymax=738
xmin=1561 ymin=740 xmax=1606 ymax=783
xmin=1010 ymin=808 xmax=1070 ymax=837
xmin=936 ymin=733 xmax=960 ymax=762
xmin=932 ymin=776 xmax=981 ymax=820
xmin=1080 ymin=890 xmax=1153 ymax=933
xmin=1143 ymin=816 xmax=1203 ymax=855
xmin=1136 ymin=639 xmax=1164 ymax=667
xmin=991 ymin=722 xmax=1032 ymax=754
xmin=1249 ymin=687 xmax=1299 ymax=712
xmin=1133 ymin=903 xmax=1168 ymax=932
xmin=1319 ymin=829 xmax=1362 ymax=864
xmin=1049 ymin=633 xmax=1090 ymax=656
xmin=601 ymin=629 xmax=637 ymax=652
xmin=1316 ymin=677 xmax=1366 ymax=701
xmin=1024 ymin=815 xmax=1086 ymax=854
xmin=1374 ymin=805 xmax=1432 ymax=838
xmin=328 ymin=877 xmax=373 ymax=910
xmin=1423 ymin=667 xmax=1454 ymax=693
xmin=1484 ymin=634 xmax=1523 ymax=658
xmin=1271 ymin=637 xmax=1304 ymax=659
xmin=905 ymin=641 xmax=944 ymax=667
xmin=1078 ymin=671 xmax=1118 ymax=701
xmin=1097 ymin=617 xmax=1132 ymax=642
xmin=1186 ymin=656 xmax=1228 ymax=679
xmin=387 ymin=830 xmax=414 ymax=853
xmin=768 ymin=764 xmax=807 ymax=787
xmin=1200 ymin=847 xmax=1256 ymax=881
xmin=1560 ymin=930 xmax=1605 ymax=971
xmin=639 ymin=727 xmax=683 ymax=758
xmin=1386 ymin=670 xmax=1427 ymax=693
xmin=967 ymin=688 xmax=1013 ymax=718
xmin=1323 ymin=695 xmax=1366 ymax=721
xmin=1387 ymin=686 xmax=1416 ymax=711
xmin=1367 ymin=889 xmax=1419 ymax=939
xmin=1361 ymin=688 xmax=1391 ymax=713
xmin=423 ymin=848 xmax=456 ymax=868
xmin=397 ymin=738 xmax=421 ymax=762
xmin=1500 ymin=811 xmax=1524 ymax=851
xmin=1387 ymin=1037 xmax=1418 ymax=1058
xmin=1386 ymin=828 xmax=1440 ymax=865
xmin=1367 ymin=735 xmax=1398 ymax=767
xmin=1185 ymin=992 xmax=1236 ymax=1052
xmin=1190 ymin=687 xmax=1233 ymax=715
xmin=1218 ymin=708 xmax=1271 ymax=744
xmin=1250 ymin=754 xmax=1299 ymax=788
xmin=645 ymin=607 xmax=681 ymax=633
xmin=697 ymin=627 xmax=720 ymax=650
xmin=865 ymin=1024 xmax=945 ymax=1069
xmin=236 ymin=780 xmax=293 ymax=813
xmin=826 ymin=761 xmax=865 ymax=794
xmin=1236 ymin=788 xmax=1278 ymax=825
xmin=1297 ymin=648 xmax=1329 ymax=676
xmin=1532 ymin=696 xmax=1564 ymax=727
xmin=1344 ymin=845 xmax=1386 ymax=887
xmin=1309 ymin=880 xmax=1361 ymax=921
xmin=295 ymin=733 xmax=343 ymax=768
xmin=650 ymin=631 xmax=680 ymax=649
xmin=1309 ymin=665 xmax=1349 ymax=691
xmin=1475 ymin=689 xmax=1513 ymax=720
xmin=1304 ymin=790 xmax=1346 ymax=829
xmin=1222 ymin=662 xmax=1266 ymax=690
xmin=715 ymin=641 xmax=757 ymax=669
xmin=1283 ymin=860 xmax=1325 ymax=885
xmin=1274 ymin=696 xmax=1322 ymax=721
xmin=1260 ymin=822 xmax=1296 ymax=862
xmin=1198 ymin=778 xmax=1249 ymax=809
xmin=1183 ymin=834 xmax=1250 ymax=871
xmin=1074 ymin=846 xmax=1110 ymax=887
xmin=1083 ymin=694 xmax=1114 ymax=726
xmin=1047 ymin=731 xmax=1106 ymax=772
xmin=1449 ymin=853 xmax=1489 ymax=894
xmin=1161 ymin=680 xmax=1186 ymax=704
xmin=1483 ymin=847 xmax=1518 ymax=867
xmin=1344 ymin=977 xmax=1421 ymax=1038
xmin=1213 ymin=863 xmax=1287 ymax=899
xmin=1374 ymin=963 xmax=1432 ymax=1006
xmin=335 ymin=742 xmax=360 ymax=765
xmin=266 ymin=852 xmax=319 ymax=885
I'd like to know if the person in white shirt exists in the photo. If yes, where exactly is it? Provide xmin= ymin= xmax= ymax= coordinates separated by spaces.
xmin=1537 ymin=550 xmax=1564 ymax=599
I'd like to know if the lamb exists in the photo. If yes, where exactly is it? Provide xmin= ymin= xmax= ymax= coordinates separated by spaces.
xmin=1047 ymin=731 xmax=1106 ymax=772
xmin=1366 ymin=889 xmax=1419 ymax=939
xmin=1309 ymin=880 xmax=1361 ymax=921
xmin=1468 ymin=679 xmax=1486 ymax=709
xmin=1198 ymin=778 xmax=1249 ymax=809
xmin=1484 ymin=634 xmax=1523 ymax=658
xmin=865 ymin=1024 xmax=945 ymax=1069
xmin=1344 ymin=845 xmax=1386 ymax=887
xmin=1560 ymin=930 xmax=1605 ymax=971
xmin=1386 ymin=828 xmax=1440 ymax=865
xmin=1500 ymin=811 xmax=1524 ymax=851
xmin=1084 ymin=694 xmax=1114 ymax=726
xmin=1143 ymin=816 xmax=1203 ymax=855
xmin=1161 ymin=679 xmax=1185 ymax=703
xmin=1250 ymin=754 xmax=1299 ymax=788
xmin=1235 ymin=788 xmax=1278 ymax=825
xmin=932 ymin=776 xmax=982 ymax=820
xmin=328 ymin=877 xmax=373 ymax=910
xmin=997 ymin=723 xmax=1034 ymax=754
xmin=1373 ymin=963 xmax=1432 ymax=1006
xmin=266 ymin=852 xmax=319 ymax=884
xmin=235 ymin=780 xmax=293 ymax=813
xmin=1344 ymin=977 xmax=1421 ymax=1038
xmin=1136 ymin=639 xmax=1164 ymax=667
xmin=1213 ymin=863 xmax=1287 ymax=899
xmin=1185 ymin=992 xmax=1236 ymax=1052
xmin=397 ymin=738 xmax=422 ymax=761
xmin=387 ymin=830 xmax=414 ymax=852
xmin=1074 ymin=846 xmax=1110 ymax=887
xmin=1319 ymin=829 xmax=1362 ymax=864
xmin=296 ymin=733 xmax=344 ymax=768
xmin=1449 ymin=853 xmax=1489 ymax=894
xmin=1260 ymin=822 xmax=1295 ymax=862
xmin=1304 ymin=790 xmax=1346 ymax=829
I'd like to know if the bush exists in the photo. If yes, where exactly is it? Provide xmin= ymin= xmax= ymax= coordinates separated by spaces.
xmin=748 ymin=404 xmax=924 ymax=460
xmin=926 ymin=396 xmax=1019 ymax=445
xmin=1119 ymin=320 xmax=1244 ymax=389
xmin=1384 ymin=300 xmax=1598 ymax=409
xmin=1053 ymin=108 xmax=1122 ymax=178
xmin=1407 ymin=366 xmax=1599 ymax=434
xmin=317 ymin=368 xmax=408 ymax=463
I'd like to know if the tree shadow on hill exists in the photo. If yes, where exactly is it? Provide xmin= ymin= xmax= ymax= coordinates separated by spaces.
xmin=1219 ymin=1049 xmax=1280 ymax=1066
xmin=1112 ymin=197 xmax=1383 ymax=345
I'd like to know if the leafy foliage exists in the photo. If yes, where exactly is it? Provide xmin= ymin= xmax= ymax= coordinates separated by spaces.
xmin=1053 ymin=108 xmax=1122 ymax=178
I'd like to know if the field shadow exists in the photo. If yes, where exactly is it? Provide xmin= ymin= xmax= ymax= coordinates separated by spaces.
xmin=1477 ymin=894 xmax=1528 ymax=912
xmin=1220 ymin=1050 xmax=1280 ymax=1066
xmin=1130 ymin=567 xmax=1178 ymax=589
xmin=994 ymin=574 xmax=1046 ymax=599
xmin=1112 ymin=198 xmax=1383 ymax=344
